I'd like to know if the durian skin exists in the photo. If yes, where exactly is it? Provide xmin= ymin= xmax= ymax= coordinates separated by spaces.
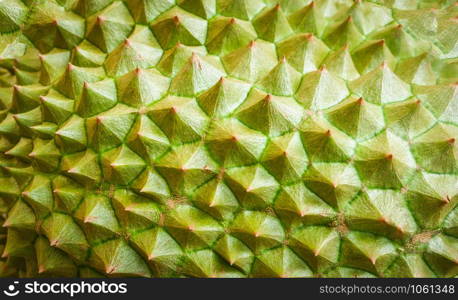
xmin=0 ymin=0 xmax=456 ymax=278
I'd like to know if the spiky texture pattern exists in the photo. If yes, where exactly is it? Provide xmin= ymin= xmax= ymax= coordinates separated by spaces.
xmin=0 ymin=0 xmax=456 ymax=278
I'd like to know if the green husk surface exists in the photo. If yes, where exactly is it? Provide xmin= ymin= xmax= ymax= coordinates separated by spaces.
xmin=0 ymin=0 xmax=456 ymax=278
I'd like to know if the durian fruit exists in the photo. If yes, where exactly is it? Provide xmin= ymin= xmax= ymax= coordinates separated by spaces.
xmin=0 ymin=0 xmax=456 ymax=278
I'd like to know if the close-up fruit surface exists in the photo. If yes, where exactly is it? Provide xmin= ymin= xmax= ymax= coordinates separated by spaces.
xmin=0 ymin=0 xmax=456 ymax=278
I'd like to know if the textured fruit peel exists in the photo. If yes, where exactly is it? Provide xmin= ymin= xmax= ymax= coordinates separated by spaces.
xmin=0 ymin=0 xmax=456 ymax=278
